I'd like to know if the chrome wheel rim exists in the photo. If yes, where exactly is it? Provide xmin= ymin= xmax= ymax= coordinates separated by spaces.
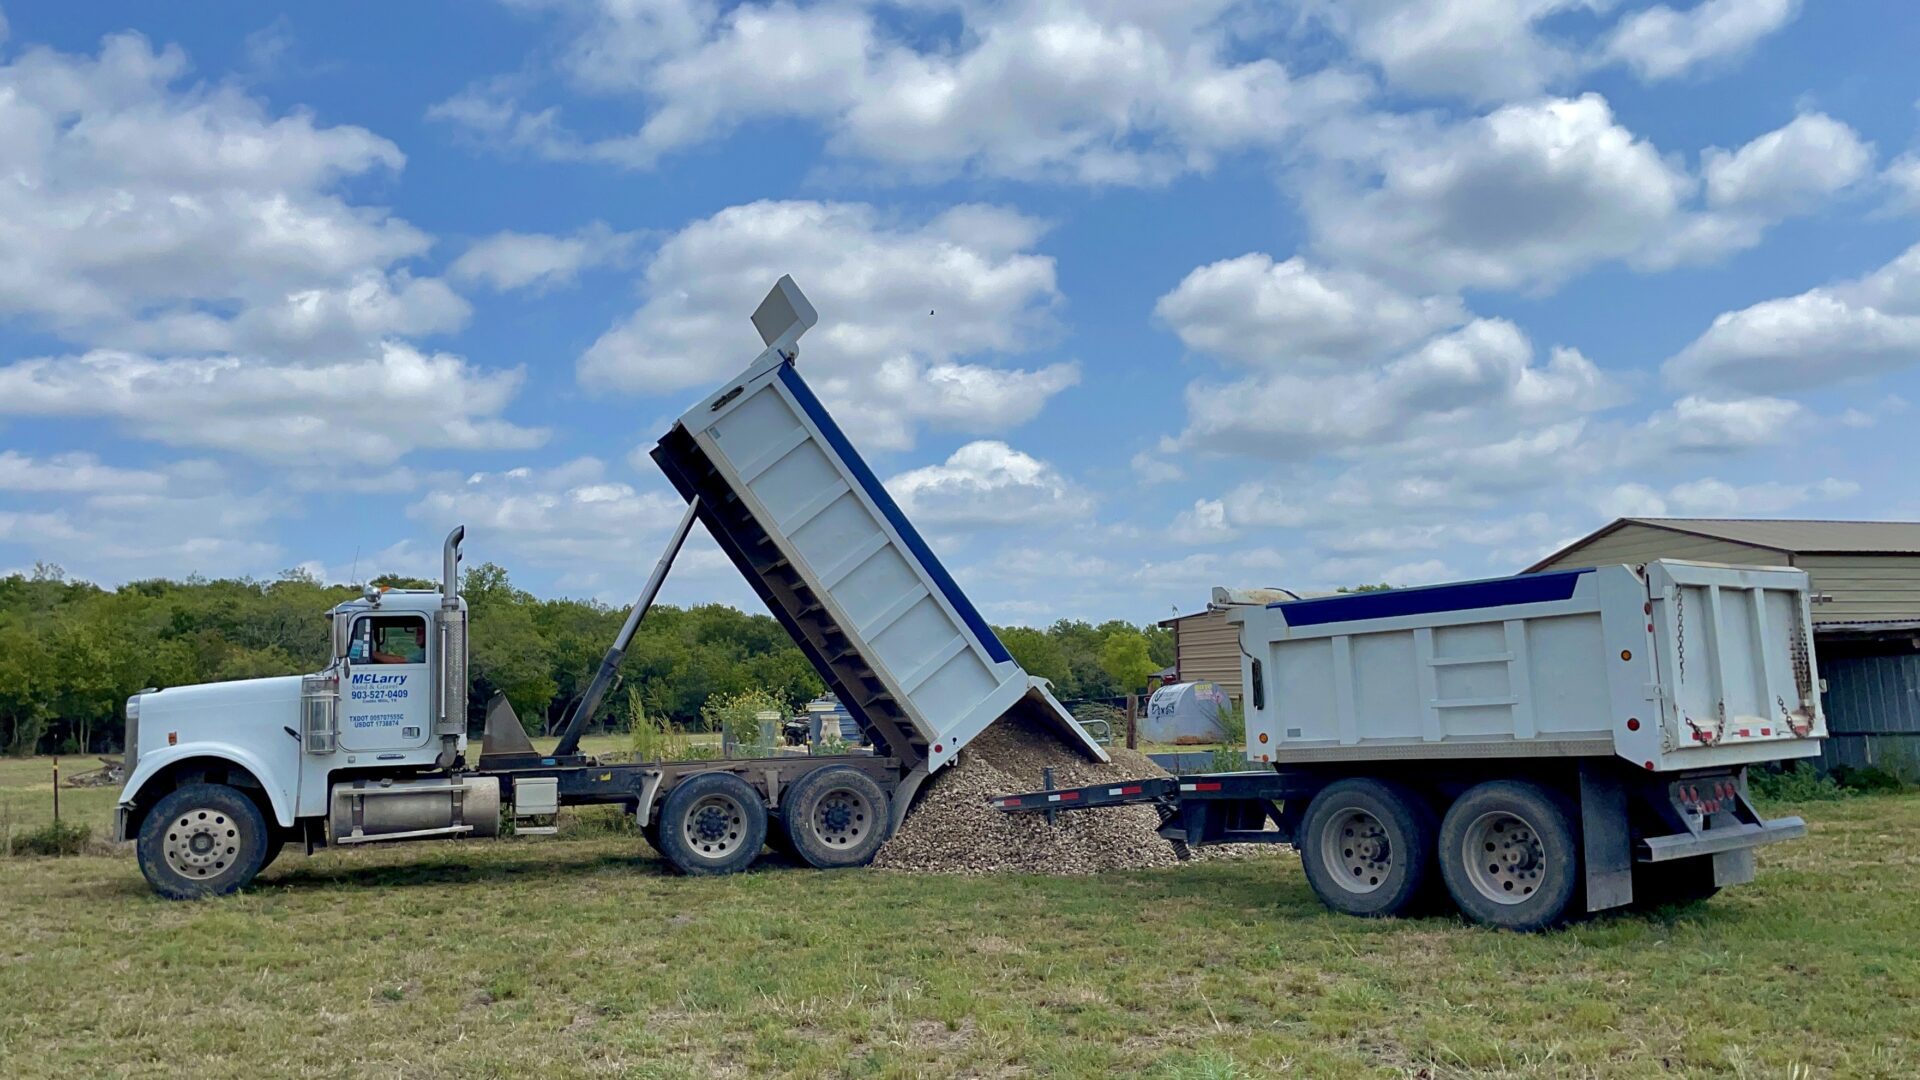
xmin=681 ymin=793 xmax=748 ymax=860
xmin=163 ymin=807 xmax=240 ymax=879
xmin=1461 ymin=811 xmax=1544 ymax=905
xmin=807 ymin=787 xmax=871 ymax=850
xmin=1321 ymin=807 xmax=1392 ymax=894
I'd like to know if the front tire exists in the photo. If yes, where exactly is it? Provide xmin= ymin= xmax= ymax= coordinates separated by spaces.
xmin=136 ymin=784 xmax=272 ymax=900
xmin=1297 ymin=778 xmax=1437 ymax=918
xmin=656 ymin=773 xmax=768 ymax=876
xmin=1439 ymin=780 xmax=1580 ymax=931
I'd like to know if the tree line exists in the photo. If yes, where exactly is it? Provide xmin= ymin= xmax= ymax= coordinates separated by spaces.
xmin=0 ymin=563 xmax=1174 ymax=756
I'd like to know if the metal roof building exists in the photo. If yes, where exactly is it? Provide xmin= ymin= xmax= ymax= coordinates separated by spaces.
xmin=1527 ymin=517 xmax=1920 ymax=627
xmin=1528 ymin=518 xmax=1920 ymax=780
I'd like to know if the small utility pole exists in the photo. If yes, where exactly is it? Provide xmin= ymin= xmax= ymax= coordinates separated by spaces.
xmin=52 ymin=757 xmax=60 ymax=825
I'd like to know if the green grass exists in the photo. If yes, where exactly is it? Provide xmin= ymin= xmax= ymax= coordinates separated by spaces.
xmin=2 ymin=755 xmax=1916 ymax=1077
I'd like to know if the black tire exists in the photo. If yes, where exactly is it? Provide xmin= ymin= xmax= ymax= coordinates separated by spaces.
xmin=1439 ymin=780 xmax=1581 ymax=931
xmin=641 ymin=816 xmax=663 ymax=854
xmin=655 ymin=773 xmax=768 ymax=876
xmin=1633 ymin=857 xmax=1720 ymax=909
xmin=259 ymin=830 xmax=286 ymax=875
xmin=764 ymin=817 xmax=799 ymax=860
xmin=780 ymin=766 xmax=890 ymax=870
xmin=136 ymin=783 xmax=272 ymax=900
xmin=1297 ymin=778 xmax=1438 ymax=918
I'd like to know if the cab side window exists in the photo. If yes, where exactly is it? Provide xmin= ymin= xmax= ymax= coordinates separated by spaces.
xmin=351 ymin=615 xmax=428 ymax=665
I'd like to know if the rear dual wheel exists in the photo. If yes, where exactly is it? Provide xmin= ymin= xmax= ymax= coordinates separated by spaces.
xmin=1298 ymin=779 xmax=1438 ymax=918
xmin=655 ymin=773 xmax=768 ymax=876
xmin=778 ymin=766 xmax=889 ymax=870
xmin=1437 ymin=780 xmax=1581 ymax=932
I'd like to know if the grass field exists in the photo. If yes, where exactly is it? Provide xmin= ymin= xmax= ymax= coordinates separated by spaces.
xmin=2 ymin=753 xmax=1916 ymax=1078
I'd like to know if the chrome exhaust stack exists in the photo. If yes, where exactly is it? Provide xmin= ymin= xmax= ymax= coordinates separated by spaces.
xmin=438 ymin=526 xmax=468 ymax=768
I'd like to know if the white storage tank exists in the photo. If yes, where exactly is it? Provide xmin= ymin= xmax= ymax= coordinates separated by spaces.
xmin=1141 ymin=681 xmax=1230 ymax=744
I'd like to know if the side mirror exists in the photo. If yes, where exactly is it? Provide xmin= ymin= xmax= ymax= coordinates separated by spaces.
xmin=329 ymin=611 xmax=353 ymax=661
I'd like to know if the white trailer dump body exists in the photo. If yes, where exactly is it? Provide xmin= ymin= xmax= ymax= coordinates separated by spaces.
xmin=652 ymin=278 xmax=1106 ymax=787
xmin=1230 ymin=560 xmax=1826 ymax=772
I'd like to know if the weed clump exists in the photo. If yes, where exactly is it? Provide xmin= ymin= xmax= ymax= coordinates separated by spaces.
xmin=10 ymin=820 xmax=91 ymax=857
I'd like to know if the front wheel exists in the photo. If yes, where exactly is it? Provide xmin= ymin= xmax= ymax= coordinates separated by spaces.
xmin=1438 ymin=780 xmax=1581 ymax=931
xmin=136 ymin=783 xmax=272 ymax=900
xmin=1297 ymin=778 xmax=1437 ymax=918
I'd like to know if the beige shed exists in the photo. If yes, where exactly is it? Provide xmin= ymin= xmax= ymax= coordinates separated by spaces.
xmin=1525 ymin=518 xmax=1920 ymax=625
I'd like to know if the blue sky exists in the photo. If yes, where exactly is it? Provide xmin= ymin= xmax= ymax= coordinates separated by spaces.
xmin=0 ymin=0 xmax=1916 ymax=625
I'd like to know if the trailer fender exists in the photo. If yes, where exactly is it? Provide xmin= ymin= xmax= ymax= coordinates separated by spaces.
xmin=117 ymin=744 xmax=297 ymax=836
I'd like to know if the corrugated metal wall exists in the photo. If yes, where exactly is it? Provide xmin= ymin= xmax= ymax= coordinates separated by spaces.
xmin=1818 ymin=651 xmax=1920 ymax=780
xmin=1795 ymin=554 xmax=1920 ymax=623
xmin=1171 ymin=609 xmax=1245 ymax=701
xmin=1530 ymin=524 xmax=1781 ymax=572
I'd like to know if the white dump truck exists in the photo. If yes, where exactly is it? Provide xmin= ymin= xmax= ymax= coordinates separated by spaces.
xmin=995 ymin=560 xmax=1824 ymax=929
xmin=113 ymin=277 xmax=1106 ymax=899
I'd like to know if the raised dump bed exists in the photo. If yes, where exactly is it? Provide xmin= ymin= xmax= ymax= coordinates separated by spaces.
xmin=652 ymin=278 xmax=1107 ymax=803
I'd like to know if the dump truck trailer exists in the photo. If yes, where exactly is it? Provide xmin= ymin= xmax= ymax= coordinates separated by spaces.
xmin=995 ymin=560 xmax=1824 ymax=929
xmin=112 ymin=277 xmax=1106 ymax=900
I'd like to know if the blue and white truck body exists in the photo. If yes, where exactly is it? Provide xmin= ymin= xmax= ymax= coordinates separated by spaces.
xmin=999 ymin=560 xmax=1823 ymax=929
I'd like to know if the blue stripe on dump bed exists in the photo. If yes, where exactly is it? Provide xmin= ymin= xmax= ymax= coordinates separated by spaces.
xmin=1273 ymin=568 xmax=1594 ymax=627
xmin=777 ymin=364 xmax=1014 ymax=665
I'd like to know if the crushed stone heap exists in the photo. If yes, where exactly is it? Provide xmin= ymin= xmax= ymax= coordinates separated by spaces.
xmin=873 ymin=713 xmax=1283 ymax=875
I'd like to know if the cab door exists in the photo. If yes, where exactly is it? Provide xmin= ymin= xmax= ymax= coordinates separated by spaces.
xmin=341 ymin=612 xmax=434 ymax=753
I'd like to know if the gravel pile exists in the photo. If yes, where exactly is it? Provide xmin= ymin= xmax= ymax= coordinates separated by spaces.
xmin=873 ymin=712 xmax=1230 ymax=875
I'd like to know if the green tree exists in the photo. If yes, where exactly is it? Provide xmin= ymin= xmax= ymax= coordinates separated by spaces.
xmin=1097 ymin=629 xmax=1156 ymax=696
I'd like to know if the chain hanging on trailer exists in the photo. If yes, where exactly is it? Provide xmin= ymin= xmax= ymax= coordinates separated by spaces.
xmin=1673 ymin=586 xmax=1686 ymax=680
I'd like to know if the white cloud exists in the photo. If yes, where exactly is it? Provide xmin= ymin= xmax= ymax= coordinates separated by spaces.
xmin=1666 ymin=242 xmax=1920 ymax=393
xmin=0 ymin=29 xmax=542 ymax=479
xmin=1702 ymin=113 xmax=1872 ymax=212
xmin=0 ymin=32 xmax=448 ymax=355
xmin=579 ymin=199 xmax=1078 ymax=448
xmin=1306 ymin=96 xmax=1859 ymax=292
xmin=1130 ymin=450 xmax=1184 ymax=485
xmin=410 ymin=457 xmax=687 ymax=566
xmin=0 ymin=451 xmax=165 ymax=493
xmin=434 ymin=0 xmax=1364 ymax=184
xmin=450 ymin=222 xmax=641 ymax=292
xmin=0 ymin=344 xmax=547 ymax=465
xmin=1168 ymin=498 xmax=1237 ymax=545
xmin=1311 ymin=0 xmax=1595 ymax=104
xmin=1155 ymin=254 xmax=1467 ymax=367
xmin=1636 ymin=394 xmax=1802 ymax=452
xmin=0 ymin=461 xmax=292 ymax=583
xmin=1884 ymin=153 xmax=1920 ymax=214
xmin=886 ymin=441 xmax=1092 ymax=529
xmin=1602 ymin=0 xmax=1800 ymax=82
xmin=1308 ymin=94 xmax=1695 ymax=291
xmin=1179 ymin=318 xmax=1612 ymax=459
xmin=1596 ymin=475 xmax=1858 ymax=518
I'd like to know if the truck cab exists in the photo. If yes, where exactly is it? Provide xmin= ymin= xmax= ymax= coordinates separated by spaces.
xmin=115 ymin=530 xmax=478 ymax=898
